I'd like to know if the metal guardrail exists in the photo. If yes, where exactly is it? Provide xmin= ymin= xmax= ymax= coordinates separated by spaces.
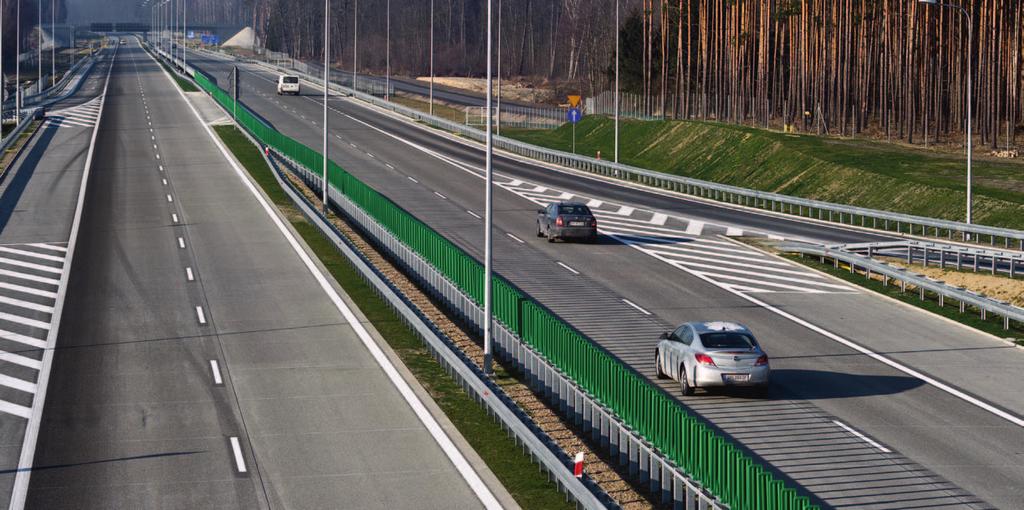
xmin=213 ymin=47 xmax=1024 ymax=252
xmin=780 ymin=243 xmax=1024 ymax=331
xmin=0 ymin=108 xmax=37 ymax=155
xmin=839 ymin=240 xmax=1024 ymax=278
xmin=3 ymin=52 xmax=95 ymax=114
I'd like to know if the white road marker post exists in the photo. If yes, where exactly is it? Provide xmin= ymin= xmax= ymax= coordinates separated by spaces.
xmin=573 ymin=452 xmax=584 ymax=478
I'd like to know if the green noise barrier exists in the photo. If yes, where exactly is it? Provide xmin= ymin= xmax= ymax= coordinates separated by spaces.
xmin=193 ymin=69 xmax=817 ymax=510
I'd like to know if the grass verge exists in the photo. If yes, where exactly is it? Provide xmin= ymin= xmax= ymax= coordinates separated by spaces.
xmin=782 ymin=251 xmax=1024 ymax=344
xmin=390 ymin=94 xmax=466 ymax=124
xmin=155 ymin=59 xmax=199 ymax=92
xmin=213 ymin=124 xmax=574 ymax=509
xmin=503 ymin=116 xmax=1024 ymax=229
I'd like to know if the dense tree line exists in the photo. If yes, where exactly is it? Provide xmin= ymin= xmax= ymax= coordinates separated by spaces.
xmin=175 ymin=1 xmax=1022 ymax=148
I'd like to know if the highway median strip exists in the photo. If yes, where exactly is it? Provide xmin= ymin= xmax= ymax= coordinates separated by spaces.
xmin=212 ymin=124 xmax=576 ymax=510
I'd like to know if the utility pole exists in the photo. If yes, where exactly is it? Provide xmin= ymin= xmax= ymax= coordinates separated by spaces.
xmin=429 ymin=0 xmax=434 ymax=115
xmin=496 ymin=0 xmax=501 ymax=135
xmin=352 ymin=0 xmax=357 ymax=93
xmin=483 ymin=0 xmax=494 ymax=375
xmin=614 ymin=0 xmax=620 ymax=163
xmin=385 ymin=0 xmax=389 ymax=100
xmin=323 ymin=0 xmax=330 ymax=215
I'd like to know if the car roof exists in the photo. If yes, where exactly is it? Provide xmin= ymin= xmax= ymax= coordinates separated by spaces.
xmin=687 ymin=321 xmax=752 ymax=335
xmin=554 ymin=201 xmax=589 ymax=207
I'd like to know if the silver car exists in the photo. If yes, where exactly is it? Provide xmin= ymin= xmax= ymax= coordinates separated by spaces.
xmin=655 ymin=321 xmax=770 ymax=396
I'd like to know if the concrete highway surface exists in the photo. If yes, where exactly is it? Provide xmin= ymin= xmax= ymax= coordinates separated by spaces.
xmin=183 ymin=46 xmax=1024 ymax=509
xmin=6 ymin=40 xmax=508 ymax=509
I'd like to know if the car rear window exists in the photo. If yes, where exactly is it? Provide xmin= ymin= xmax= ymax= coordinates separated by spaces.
xmin=558 ymin=205 xmax=592 ymax=215
xmin=699 ymin=332 xmax=756 ymax=349
xmin=282 ymin=77 xmax=299 ymax=84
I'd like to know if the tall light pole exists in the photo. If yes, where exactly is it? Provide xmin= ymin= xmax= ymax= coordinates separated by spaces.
xmin=385 ymin=0 xmax=389 ymax=101
xmin=921 ymin=0 xmax=974 ymax=227
xmin=429 ymin=0 xmax=434 ymax=115
xmin=50 ymin=0 xmax=54 ymax=87
xmin=482 ymin=0 xmax=494 ymax=375
xmin=495 ymin=0 xmax=501 ymax=135
xmin=920 ymin=0 xmax=972 ymax=226
xmin=351 ymin=0 xmax=357 ymax=93
xmin=323 ymin=0 xmax=330 ymax=215
xmin=37 ymin=0 xmax=41 ymax=89
xmin=15 ymin=0 xmax=20 ymax=119
xmin=183 ymin=0 xmax=187 ymax=71
xmin=614 ymin=0 xmax=619 ymax=163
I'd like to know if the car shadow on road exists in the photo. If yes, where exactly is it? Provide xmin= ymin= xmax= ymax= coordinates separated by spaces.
xmin=763 ymin=368 xmax=925 ymax=400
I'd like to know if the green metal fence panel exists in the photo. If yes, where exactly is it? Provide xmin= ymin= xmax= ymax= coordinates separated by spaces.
xmin=191 ymin=71 xmax=819 ymax=510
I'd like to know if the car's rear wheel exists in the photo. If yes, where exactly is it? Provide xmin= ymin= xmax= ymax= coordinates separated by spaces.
xmin=536 ymin=222 xmax=545 ymax=237
xmin=655 ymin=351 xmax=667 ymax=379
xmin=679 ymin=365 xmax=694 ymax=396
xmin=546 ymin=228 xmax=556 ymax=243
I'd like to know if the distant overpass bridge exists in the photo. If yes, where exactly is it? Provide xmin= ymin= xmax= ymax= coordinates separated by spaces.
xmin=90 ymin=22 xmax=241 ymax=35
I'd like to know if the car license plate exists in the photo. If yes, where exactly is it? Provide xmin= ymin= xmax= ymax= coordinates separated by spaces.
xmin=722 ymin=374 xmax=750 ymax=383
xmin=569 ymin=221 xmax=586 ymax=227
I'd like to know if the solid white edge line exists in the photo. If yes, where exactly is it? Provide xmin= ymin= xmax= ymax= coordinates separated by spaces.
xmin=210 ymin=360 xmax=223 ymax=385
xmin=832 ymin=420 xmax=891 ymax=453
xmin=9 ymin=44 xmax=117 ymax=510
xmin=621 ymin=298 xmax=652 ymax=316
xmin=159 ymin=52 xmax=502 ymax=509
xmin=229 ymin=436 xmax=247 ymax=473
xmin=556 ymin=262 xmax=580 ymax=275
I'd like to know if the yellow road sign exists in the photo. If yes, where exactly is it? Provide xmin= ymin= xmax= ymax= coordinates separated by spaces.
xmin=567 ymin=95 xmax=581 ymax=108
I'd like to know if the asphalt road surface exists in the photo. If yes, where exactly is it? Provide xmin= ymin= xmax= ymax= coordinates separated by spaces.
xmin=19 ymin=41 xmax=504 ymax=510
xmin=184 ymin=46 xmax=1024 ymax=509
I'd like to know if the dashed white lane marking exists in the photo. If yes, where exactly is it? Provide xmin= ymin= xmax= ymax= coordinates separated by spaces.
xmin=209 ymin=360 xmax=223 ymax=385
xmin=186 ymin=267 xmax=194 ymax=281
xmin=177 ymin=237 xmax=186 ymax=249
xmin=385 ymin=163 xmax=395 ymax=169
xmin=158 ymin=165 xmax=164 ymax=172
xmin=407 ymin=176 xmax=418 ymax=183
xmin=166 ymin=194 xmax=173 ymax=203
xmin=195 ymin=306 xmax=207 ymax=325
xmin=162 ymin=178 xmax=167 ymax=185
xmin=156 ymin=154 xmax=160 ymax=160
xmin=466 ymin=210 xmax=481 ymax=220
xmin=366 ymin=152 xmax=375 ymax=158
xmin=433 ymin=192 xmax=447 ymax=200
xmin=171 ymin=213 xmax=179 ymax=223
xmin=506 ymin=233 xmax=524 ymax=244
xmin=556 ymin=262 xmax=580 ymax=275
xmin=650 ymin=213 xmax=668 ymax=226
xmin=229 ymin=437 xmax=247 ymax=473
xmin=833 ymin=420 xmax=891 ymax=453
xmin=621 ymin=298 xmax=652 ymax=316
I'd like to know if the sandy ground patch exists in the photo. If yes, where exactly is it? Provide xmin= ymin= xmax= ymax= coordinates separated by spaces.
xmin=415 ymin=76 xmax=555 ymax=104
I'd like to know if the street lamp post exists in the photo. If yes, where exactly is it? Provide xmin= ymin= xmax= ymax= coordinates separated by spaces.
xmin=614 ymin=0 xmax=619 ymax=163
xmin=50 ymin=0 xmax=54 ymax=87
xmin=496 ymin=0 xmax=501 ymax=135
xmin=385 ymin=0 xmax=389 ymax=101
xmin=37 ymin=0 xmax=41 ymax=90
xmin=429 ymin=0 xmax=434 ymax=115
xmin=323 ymin=0 xmax=330 ymax=214
xmin=920 ymin=0 xmax=973 ymax=226
xmin=483 ymin=0 xmax=494 ymax=375
xmin=352 ymin=0 xmax=357 ymax=93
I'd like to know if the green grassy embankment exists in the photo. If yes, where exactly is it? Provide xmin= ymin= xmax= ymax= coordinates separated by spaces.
xmin=213 ymin=125 xmax=573 ymax=510
xmin=503 ymin=117 xmax=1024 ymax=229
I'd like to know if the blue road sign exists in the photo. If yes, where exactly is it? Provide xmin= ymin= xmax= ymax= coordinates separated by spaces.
xmin=187 ymin=30 xmax=195 ymax=39
xmin=567 ymin=107 xmax=582 ymax=124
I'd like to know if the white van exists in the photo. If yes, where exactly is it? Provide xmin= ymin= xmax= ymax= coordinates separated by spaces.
xmin=277 ymin=75 xmax=300 ymax=95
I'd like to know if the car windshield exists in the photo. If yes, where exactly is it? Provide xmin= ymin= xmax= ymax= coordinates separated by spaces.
xmin=283 ymin=77 xmax=298 ymax=84
xmin=699 ymin=332 xmax=756 ymax=349
xmin=558 ymin=205 xmax=591 ymax=215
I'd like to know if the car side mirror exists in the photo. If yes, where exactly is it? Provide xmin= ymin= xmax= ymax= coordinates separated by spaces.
xmin=659 ymin=332 xmax=669 ymax=340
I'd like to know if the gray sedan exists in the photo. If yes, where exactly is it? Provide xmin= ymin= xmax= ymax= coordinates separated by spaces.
xmin=536 ymin=202 xmax=597 ymax=243
xmin=655 ymin=321 xmax=770 ymax=396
